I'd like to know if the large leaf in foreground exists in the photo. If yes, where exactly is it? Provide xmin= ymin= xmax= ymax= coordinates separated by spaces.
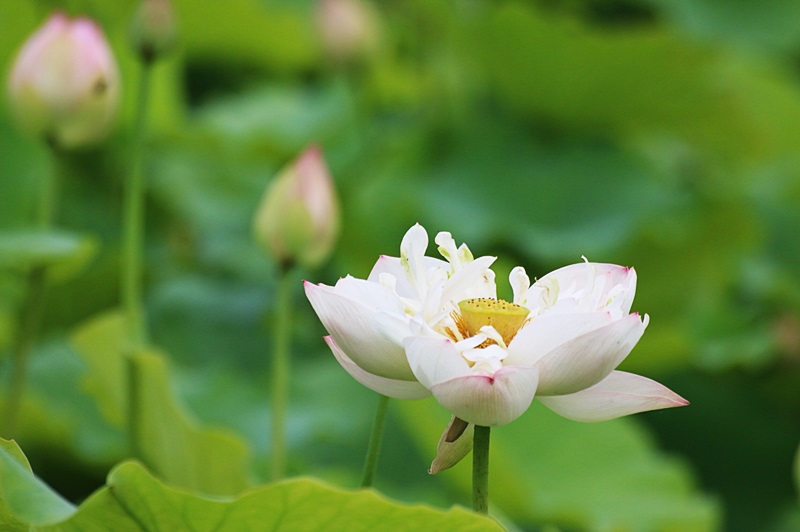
xmin=0 ymin=452 xmax=501 ymax=532
xmin=63 ymin=462 xmax=502 ymax=531
xmin=0 ymin=439 xmax=74 ymax=530
xmin=397 ymin=399 xmax=720 ymax=531
xmin=71 ymin=311 xmax=252 ymax=496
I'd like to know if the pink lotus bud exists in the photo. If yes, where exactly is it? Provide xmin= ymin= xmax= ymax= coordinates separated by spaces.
xmin=129 ymin=0 xmax=178 ymax=63
xmin=7 ymin=13 xmax=121 ymax=149
xmin=315 ymin=0 xmax=380 ymax=63
xmin=253 ymin=146 xmax=340 ymax=269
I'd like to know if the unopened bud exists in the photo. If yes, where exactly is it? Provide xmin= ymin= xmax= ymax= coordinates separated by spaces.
xmin=129 ymin=0 xmax=177 ymax=63
xmin=7 ymin=13 xmax=120 ymax=149
xmin=253 ymin=146 xmax=340 ymax=269
xmin=315 ymin=0 xmax=380 ymax=63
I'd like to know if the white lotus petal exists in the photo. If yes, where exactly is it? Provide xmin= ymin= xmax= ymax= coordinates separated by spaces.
xmin=304 ymin=281 xmax=414 ymax=379
xmin=334 ymin=275 xmax=405 ymax=313
xmin=533 ymin=313 xmax=649 ymax=396
xmin=505 ymin=311 xmax=613 ymax=367
xmin=325 ymin=337 xmax=430 ymax=400
xmin=440 ymin=255 xmax=497 ymax=303
xmin=510 ymin=266 xmax=530 ymax=306
xmin=371 ymin=311 xmax=414 ymax=348
xmin=429 ymin=416 xmax=474 ymax=474
xmin=430 ymin=366 xmax=539 ymax=426
xmin=538 ymin=370 xmax=689 ymax=422
xmin=367 ymin=255 xmax=447 ymax=299
xmin=404 ymin=335 xmax=471 ymax=390
xmin=527 ymin=262 xmax=637 ymax=315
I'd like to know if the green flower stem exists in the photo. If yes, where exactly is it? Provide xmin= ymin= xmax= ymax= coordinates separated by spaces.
xmin=360 ymin=394 xmax=390 ymax=488
xmin=270 ymin=263 xmax=294 ymax=480
xmin=122 ymin=60 xmax=153 ymax=348
xmin=2 ymin=147 xmax=62 ymax=435
xmin=126 ymin=354 xmax=144 ymax=461
xmin=472 ymin=425 xmax=491 ymax=514
xmin=3 ymin=267 xmax=46 ymax=435
xmin=122 ymin=59 xmax=153 ymax=459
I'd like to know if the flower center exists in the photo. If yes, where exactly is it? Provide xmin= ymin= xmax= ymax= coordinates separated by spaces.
xmin=456 ymin=298 xmax=529 ymax=346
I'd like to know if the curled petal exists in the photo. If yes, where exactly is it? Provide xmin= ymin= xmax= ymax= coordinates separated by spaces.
xmin=440 ymin=255 xmax=497 ymax=303
xmin=510 ymin=266 xmax=530 ymax=306
xmin=367 ymin=254 xmax=447 ymax=299
xmin=429 ymin=416 xmax=474 ymax=474
xmin=538 ymin=370 xmax=689 ymax=422
xmin=400 ymin=223 xmax=432 ymax=296
xmin=324 ymin=337 xmax=429 ymax=400
xmin=305 ymin=281 xmax=414 ymax=379
xmin=430 ymin=366 xmax=539 ymax=427
xmin=533 ymin=313 xmax=649 ymax=396
xmin=404 ymin=335 xmax=472 ymax=390
xmin=528 ymin=262 xmax=637 ymax=315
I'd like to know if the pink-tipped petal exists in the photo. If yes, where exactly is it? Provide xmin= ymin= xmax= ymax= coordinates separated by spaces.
xmin=325 ymin=337 xmax=429 ymax=400
xmin=430 ymin=366 xmax=539 ymax=427
xmin=534 ymin=313 xmax=649 ymax=396
xmin=305 ymin=281 xmax=414 ymax=380
xmin=538 ymin=370 xmax=689 ymax=422
xmin=429 ymin=416 xmax=474 ymax=474
xmin=403 ymin=335 xmax=472 ymax=390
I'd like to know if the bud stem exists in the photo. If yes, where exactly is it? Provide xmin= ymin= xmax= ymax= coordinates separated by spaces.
xmin=270 ymin=263 xmax=295 ymax=480
xmin=121 ymin=61 xmax=152 ymax=348
xmin=2 ymin=267 xmax=46 ymax=435
xmin=360 ymin=394 xmax=390 ymax=488
xmin=2 ymin=147 xmax=64 ymax=435
xmin=472 ymin=425 xmax=491 ymax=514
xmin=122 ymin=58 xmax=153 ymax=461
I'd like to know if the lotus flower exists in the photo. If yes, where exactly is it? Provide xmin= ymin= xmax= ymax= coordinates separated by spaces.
xmin=304 ymin=224 xmax=496 ymax=399
xmin=404 ymin=260 xmax=687 ymax=429
xmin=305 ymin=224 xmax=687 ymax=473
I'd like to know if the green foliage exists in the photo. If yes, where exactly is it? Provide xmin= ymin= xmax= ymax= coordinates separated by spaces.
xmin=0 ymin=229 xmax=96 ymax=283
xmin=71 ymin=311 xmax=252 ymax=496
xmin=0 ymin=439 xmax=74 ymax=528
xmin=795 ymin=443 xmax=800 ymax=502
xmin=0 ymin=440 xmax=501 ymax=531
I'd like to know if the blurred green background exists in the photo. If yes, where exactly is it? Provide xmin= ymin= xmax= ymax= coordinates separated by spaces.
xmin=1 ymin=0 xmax=800 ymax=530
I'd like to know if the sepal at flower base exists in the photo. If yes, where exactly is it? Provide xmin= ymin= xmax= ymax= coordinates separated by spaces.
xmin=429 ymin=416 xmax=474 ymax=474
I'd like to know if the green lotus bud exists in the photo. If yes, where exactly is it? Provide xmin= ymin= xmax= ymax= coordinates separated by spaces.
xmin=129 ymin=0 xmax=178 ymax=63
xmin=253 ymin=146 xmax=340 ymax=269
xmin=7 ymin=12 xmax=121 ymax=149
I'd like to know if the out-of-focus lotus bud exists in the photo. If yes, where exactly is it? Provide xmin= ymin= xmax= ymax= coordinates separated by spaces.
xmin=129 ymin=0 xmax=177 ymax=63
xmin=7 ymin=13 xmax=121 ymax=149
xmin=253 ymin=146 xmax=340 ymax=269
xmin=315 ymin=0 xmax=380 ymax=63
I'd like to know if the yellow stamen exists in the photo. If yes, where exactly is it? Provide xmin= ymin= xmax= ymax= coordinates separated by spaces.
xmin=456 ymin=298 xmax=530 ymax=346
